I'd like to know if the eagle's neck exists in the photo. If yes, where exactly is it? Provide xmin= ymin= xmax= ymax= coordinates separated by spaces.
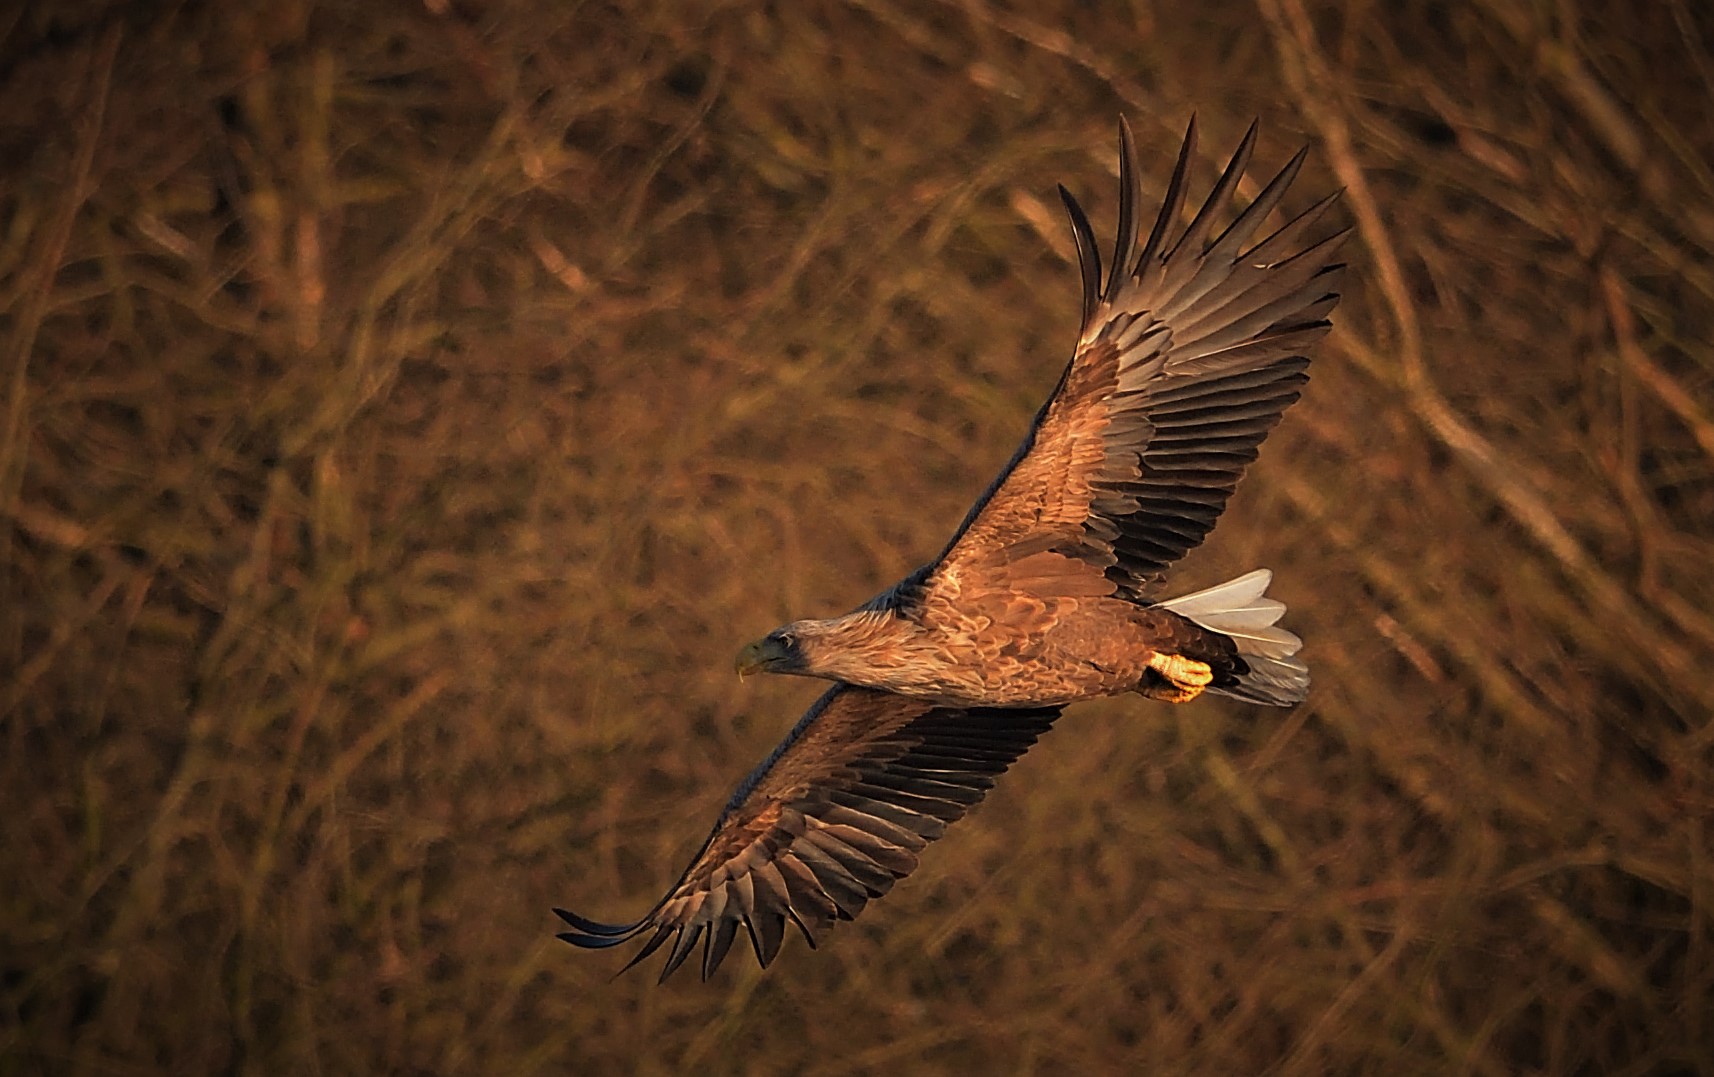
xmin=801 ymin=608 xmax=975 ymax=696
xmin=809 ymin=608 xmax=914 ymax=663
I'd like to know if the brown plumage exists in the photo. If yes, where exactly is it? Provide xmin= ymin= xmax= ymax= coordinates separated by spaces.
xmin=562 ymin=118 xmax=1345 ymax=981
xmin=738 ymin=117 xmax=1347 ymax=708
xmin=557 ymin=685 xmax=1059 ymax=981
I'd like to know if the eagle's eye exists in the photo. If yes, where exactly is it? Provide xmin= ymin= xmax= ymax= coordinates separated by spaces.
xmin=777 ymin=633 xmax=796 ymax=650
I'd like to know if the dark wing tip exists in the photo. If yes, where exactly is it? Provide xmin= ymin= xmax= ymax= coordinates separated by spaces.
xmin=1058 ymin=184 xmax=1102 ymax=332
xmin=557 ymin=931 xmax=638 ymax=951
xmin=657 ymin=923 xmax=705 ymax=983
xmin=1169 ymin=119 xmax=1260 ymax=262
xmin=1103 ymin=115 xmax=1143 ymax=305
xmin=555 ymin=906 xmax=654 ymax=954
xmin=553 ymin=907 xmax=642 ymax=936
xmin=1135 ymin=115 xmax=1200 ymax=275
xmin=701 ymin=917 xmax=741 ymax=981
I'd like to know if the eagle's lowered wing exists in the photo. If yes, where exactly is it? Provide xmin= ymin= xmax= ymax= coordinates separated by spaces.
xmin=557 ymin=685 xmax=1061 ymax=981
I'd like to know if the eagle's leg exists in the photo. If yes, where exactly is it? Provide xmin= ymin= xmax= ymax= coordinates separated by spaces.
xmin=1143 ymin=652 xmax=1213 ymax=704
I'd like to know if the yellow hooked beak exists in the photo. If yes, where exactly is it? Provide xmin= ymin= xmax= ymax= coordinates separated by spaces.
xmin=735 ymin=636 xmax=791 ymax=679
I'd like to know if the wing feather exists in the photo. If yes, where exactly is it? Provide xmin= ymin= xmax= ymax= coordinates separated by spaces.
xmin=745 ymin=867 xmax=790 ymax=962
xmin=1059 ymin=184 xmax=1102 ymax=329
xmin=658 ymin=924 xmax=705 ymax=983
xmin=791 ymin=842 xmax=870 ymax=916
xmin=918 ymin=118 xmax=1345 ymax=602
xmin=704 ymin=913 xmax=741 ymax=980
xmin=555 ymin=685 xmax=1061 ymax=980
xmin=772 ymin=856 xmax=837 ymax=939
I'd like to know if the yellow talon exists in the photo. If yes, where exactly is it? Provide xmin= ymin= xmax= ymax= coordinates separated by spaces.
xmin=1144 ymin=652 xmax=1213 ymax=703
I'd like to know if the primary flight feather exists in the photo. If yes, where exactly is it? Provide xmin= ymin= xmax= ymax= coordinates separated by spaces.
xmin=737 ymin=116 xmax=1347 ymax=708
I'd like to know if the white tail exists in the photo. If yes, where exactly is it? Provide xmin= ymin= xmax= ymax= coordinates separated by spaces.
xmin=1158 ymin=569 xmax=1308 ymax=706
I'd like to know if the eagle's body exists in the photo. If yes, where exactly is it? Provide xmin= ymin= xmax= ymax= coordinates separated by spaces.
xmin=563 ymin=117 xmax=1346 ymax=981
xmin=739 ymin=117 xmax=1344 ymax=710
xmin=777 ymin=571 xmax=1249 ymax=707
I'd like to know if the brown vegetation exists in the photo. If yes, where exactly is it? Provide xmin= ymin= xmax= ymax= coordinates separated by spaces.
xmin=4 ymin=0 xmax=1712 ymax=1072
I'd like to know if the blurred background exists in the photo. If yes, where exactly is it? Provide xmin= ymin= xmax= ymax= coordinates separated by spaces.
xmin=5 ymin=0 xmax=1713 ymax=1072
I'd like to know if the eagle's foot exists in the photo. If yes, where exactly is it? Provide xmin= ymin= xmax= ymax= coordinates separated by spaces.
xmin=1144 ymin=652 xmax=1213 ymax=704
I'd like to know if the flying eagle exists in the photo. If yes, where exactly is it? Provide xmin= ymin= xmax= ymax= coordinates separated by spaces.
xmin=561 ymin=118 xmax=1345 ymax=980
xmin=735 ymin=116 xmax=1345 ymax=708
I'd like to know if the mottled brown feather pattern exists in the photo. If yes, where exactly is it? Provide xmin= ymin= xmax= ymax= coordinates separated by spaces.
xmin=939 ymin=349 xmax=1123 ymax=572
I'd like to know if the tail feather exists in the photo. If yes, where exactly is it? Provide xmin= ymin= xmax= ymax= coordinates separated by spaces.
xmin=1158 ymin=569 xmax=1308 ymax=706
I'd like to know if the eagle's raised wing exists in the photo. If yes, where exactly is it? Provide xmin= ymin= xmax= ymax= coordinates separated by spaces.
xmin=556 ymin=685 xmax=1060 ymax=982
xmin=916 ymin=118 xmax=1346 ymax=602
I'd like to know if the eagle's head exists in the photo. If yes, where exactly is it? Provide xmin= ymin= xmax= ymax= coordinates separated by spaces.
xmin=735 ymin=610 xmax=904 ymax=682
xmin=734 ymin=625 xmax=811 ymax=678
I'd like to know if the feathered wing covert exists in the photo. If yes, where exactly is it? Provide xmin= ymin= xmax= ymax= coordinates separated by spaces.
xmin=557 ymin=685 xmax=1060 ymax=981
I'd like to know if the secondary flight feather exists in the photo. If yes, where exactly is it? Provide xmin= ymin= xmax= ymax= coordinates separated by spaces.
xmin=563 ymin=118 xmax=1345 ymax=980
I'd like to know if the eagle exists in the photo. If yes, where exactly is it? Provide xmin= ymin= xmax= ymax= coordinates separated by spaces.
xmin=735 ymin=116 xmax=1346 ymax=709
xmin=560 ymin=118 xmax=1345 ymax=980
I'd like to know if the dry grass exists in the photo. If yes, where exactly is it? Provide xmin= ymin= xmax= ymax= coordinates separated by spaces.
xmin=4 ymin=0 xmax=1713 ymax=1072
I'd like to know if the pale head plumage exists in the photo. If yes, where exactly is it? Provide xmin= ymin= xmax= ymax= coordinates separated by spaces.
xmin=736 ymin=609 xmax=977 ymax=698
